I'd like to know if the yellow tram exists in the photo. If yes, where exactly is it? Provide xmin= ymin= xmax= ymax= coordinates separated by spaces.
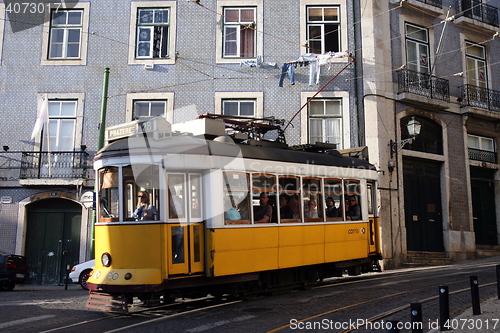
xmin=87 ymin=115 xmax=381 ymax=312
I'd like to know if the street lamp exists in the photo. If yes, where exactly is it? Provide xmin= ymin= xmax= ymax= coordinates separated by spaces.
xmin=390 ymin=116 xmax=421 ymax=158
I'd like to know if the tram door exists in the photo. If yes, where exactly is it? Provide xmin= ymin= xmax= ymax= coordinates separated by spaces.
xmin=166 ymin=173 xmax=204 ymax=275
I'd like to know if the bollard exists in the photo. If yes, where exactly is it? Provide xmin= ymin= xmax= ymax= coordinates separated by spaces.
xmin=496 ymin=265 xmax=500 ymax=300
xmin=386 ymin=319 xmax=400 ymax=333
xmin=410 ymin=303 xmax=423 ymax=333
xmin=439 ymin=286 xmax=450 ymax=331
xmin=65 ymin=265 xmax=70 ymax=290
xmin=470 ymin=275 xmax=481 ymax=315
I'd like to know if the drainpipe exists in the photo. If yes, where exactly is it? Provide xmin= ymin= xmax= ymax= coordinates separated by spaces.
xmin=349 ymin=1 xmax=363 ymax=147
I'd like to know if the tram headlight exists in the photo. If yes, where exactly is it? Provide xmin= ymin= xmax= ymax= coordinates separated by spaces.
xmin=101 ymin=252 xmax=112 ymax=267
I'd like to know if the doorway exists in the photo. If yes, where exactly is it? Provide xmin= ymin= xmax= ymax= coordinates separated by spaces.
xmin=403 ymin=157 xmax=444 ymax=252
xmin=25 ymin=199 xmax=82 ymax=285
xmin=471 ymin=167 xmax=498 ymax=245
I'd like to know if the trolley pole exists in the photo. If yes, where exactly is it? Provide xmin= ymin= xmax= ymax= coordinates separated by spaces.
xmin=91 ymin=67 xmax=110 ymax=258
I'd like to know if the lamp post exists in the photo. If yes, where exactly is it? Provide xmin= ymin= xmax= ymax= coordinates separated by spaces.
xmin=390 ymin=116 xmax=421 ymax=158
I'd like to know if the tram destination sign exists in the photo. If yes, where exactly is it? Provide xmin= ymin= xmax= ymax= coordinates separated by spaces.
xmin=106 ymin=117 xmax=171 ymax=142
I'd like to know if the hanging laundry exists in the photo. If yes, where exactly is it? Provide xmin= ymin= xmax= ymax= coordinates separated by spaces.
xmin=279 ymin=63 xmax=295 ymax=87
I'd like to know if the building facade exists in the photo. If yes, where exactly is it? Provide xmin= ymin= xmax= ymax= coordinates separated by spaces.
xmin=0 ymin=0 xmax=498 ymax=284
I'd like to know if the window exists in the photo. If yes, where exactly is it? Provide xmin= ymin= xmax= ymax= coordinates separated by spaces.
xmin=308 ymin=99 xmax=342 ymax=145
xmin=136 ymin=8 xmax=169 ymax=59
xmin=133 ymin=100 xmax=167 ymax=119
xmin=324 ymin=178 xmax=343 ymax=221
xmin=222 ymin=99 xmax=255 ymax=116
xmin=466 ymin=41 xmax=487 ymax=88
xmin=41 ymin=2 xmax=89 ymax=65
xmin=123 ymin=164 xmax=160 ymax=221
xmin=48 ymin=10 xmax=82 ymax=59
xmin=278 ymin=176 xmax=301 ymax=222
xmin=468 ymin=134 xmax=494 ymax=152
xmin=98 ymin=167 xmax=119 ymax=222
xmin=344 ymin=180 xmax=361 ymax=221
xmin=303 ymin=177 xmax=323 ymax=222
xmin=126 ymin=92 xmax=174 ymax=122
xmin=129 ymin=2 xmax=177 ymax=65
xmin=223 ymin=7 xmax=256 ymax=58
xmin=45 ymin=100 xmax=77 ymax=151
xmin=223 ymin=172 xmax=251 ymax=224
xmin=306 ymin=6 xmax=340 ymax=53
xmin=168 ymin=173 xmax=186 ymax=219
xmin=252 ymin=174 xmax=276 ymax=223
xmin=405 ymin=23 xmax=430 ymax=73
xmin=216 ymin=0 xmax=263 ymax=63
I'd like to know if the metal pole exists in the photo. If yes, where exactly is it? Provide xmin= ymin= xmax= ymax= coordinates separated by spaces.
xmin=439 ymin=286 xmax=450 ymax=331
xmin=470 ymin=275 xmax=481 ymax=315
xmin=97 ymin=67 xmax=110 ymax=151
xmin=410 ymin=303 xmax=423 ymax=333
xmin=496 ymin=264 xmax=500 ymax=299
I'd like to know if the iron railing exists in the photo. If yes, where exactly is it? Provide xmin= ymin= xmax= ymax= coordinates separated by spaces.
xmin=457 ymin=0 xmax=499 ymax=27
xmin=20 ymin=151 xmax=90 ymax=179
xmin=416 ymin=0 xmax=442 ymax=8
xmin=460 ymin=84 xmax=500 ymax=113
xmin=469 ymin=147 xmax=497 ymax=163
xmin=396 ymin=69 xmax=450 ymax=102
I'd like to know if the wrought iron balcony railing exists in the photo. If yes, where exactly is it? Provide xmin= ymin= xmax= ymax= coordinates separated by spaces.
xmin=460 ymin=84 xmax=500 ymax=113
xmin=20 ymin=151 xmax=91 ymax=179
xmin=457 ymin=0 xmax=499 ymax=27
xmin=396 ymin=69 xmax=450 ymax=102
xmin=469 ymin=147 xmax=497 ymax=163
xmin=417 ymin=0 xmax=442 ymax=8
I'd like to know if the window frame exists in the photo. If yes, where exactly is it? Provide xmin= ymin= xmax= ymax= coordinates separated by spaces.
xmin=405 ymin=22 xmax=430 ymax=73
xmin=307 ymin=98 xmax=343 ymax=146
xmin=300 ymin=0 xmax=348 ymax=63
xmin=41 ymin=2 xmax=90 ymax=66
xmin=46 ymin=99 xmax=78 ymax=152
xmin=215 ymin=92 xmax=263 ymax=118
xmin=126 ymin=92 xmax=174 ymax=123
xmin=216 ymin=0 xmax=263 ymax=64
xmin=466 ymin=41 xmax=487 ymax=88
xmin=306 ymin=5 xmax=340 ymax=54
xmin=128 ymin=1 xmax=177 ymax=65
xmin=468 ymin=134 xmax=495 ymax=152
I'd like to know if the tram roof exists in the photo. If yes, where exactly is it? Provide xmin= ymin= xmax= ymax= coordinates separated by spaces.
xmin=94 ymin=135 xmax=376 ymax=171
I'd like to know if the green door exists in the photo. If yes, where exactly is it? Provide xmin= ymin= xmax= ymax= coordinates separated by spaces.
xmin=471 ymin=167 xmax=498 ymax=245
xmin=26 ymin=199 xmax=82 ymax=285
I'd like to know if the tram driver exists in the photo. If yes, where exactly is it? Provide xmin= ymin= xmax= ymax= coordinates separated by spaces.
xmin=133 ymin=191 xmax=157 ymax=221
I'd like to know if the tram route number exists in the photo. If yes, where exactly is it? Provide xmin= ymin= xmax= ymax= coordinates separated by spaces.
xmin=443 ymin=318 xmax=499 ymax=330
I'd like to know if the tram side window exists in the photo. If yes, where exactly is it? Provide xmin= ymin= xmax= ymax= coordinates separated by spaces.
xmin=324 ymin=178 xmax=343 ymax=221
xmin=252 ymin=174 xmax=276 ymax=223
xmin=168 ymin=174 xmax=186 ymax=219
xmin=278 ymin=176 xmax=300 ymax=222
xmin=98 ymin=167 xmax=119 ymax=222
xmin=223 ymin=172 xmax=250 ymax=225
xmin=303 ymin=177 xmax=323 ymax=222
xmin=344 ymin=180 xmax=361 ymax=221
xmin=123 ymin=165 xmax=160 ymax=221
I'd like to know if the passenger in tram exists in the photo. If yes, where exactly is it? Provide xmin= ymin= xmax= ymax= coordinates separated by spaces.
xmin=254 ymin=192 xmax=272 ymax=223
xmin=288 ymin=194 xmax=300 ymax=219
xmin=345 ymin=195 xmax=361 ymax=221
xmin=279 ymin=194 xmax=294 ymax=219
xmin=325 ymin=196 xmax=339 ymax=218
xmin=306 ymin=200 xmax=318 ymax=218
xmin=224 ymin=197 xmax=241 ymax=220
xmin=132 ymin=191 xmax=157 ymax=221
xmin=237 ymin=198 xmax=249 ymax=220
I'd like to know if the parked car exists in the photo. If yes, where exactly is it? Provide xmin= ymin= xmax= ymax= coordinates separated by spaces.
xmin=69 ymin=259 xmax=95 ymax=290
xmin=0 ymin=250 xmax=28 ymax=291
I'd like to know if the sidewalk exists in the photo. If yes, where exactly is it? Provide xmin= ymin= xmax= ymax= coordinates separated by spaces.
xmin=428 ymin=296 xmax=500 ymax=332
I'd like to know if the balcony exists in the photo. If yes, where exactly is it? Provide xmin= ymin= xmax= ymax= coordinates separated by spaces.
xmin=396 ymin=69 xmax=450 ymax=108
xmin=460 ymin=84 xmax=500 ymax=114
xmin=469 ymin=147 xmax=497 ymax=163
xmin=455 ymin=0 xmax=499 ymax=33
xmin=0 ymin=150 xmax=92 ymax=185
xmin=390 ymin=0 xmax=444 ymax=16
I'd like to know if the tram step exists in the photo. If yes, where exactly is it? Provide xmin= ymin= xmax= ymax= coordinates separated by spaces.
xmin=86 ymin=291 xmax=129 ymax=313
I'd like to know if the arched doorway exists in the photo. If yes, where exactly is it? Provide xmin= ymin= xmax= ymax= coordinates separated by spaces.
xmin=25 ymin=198 xmax=82 ymax=285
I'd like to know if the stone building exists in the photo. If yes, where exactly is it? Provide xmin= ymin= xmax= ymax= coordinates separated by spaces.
xmin=0 ymin=0 xmax=498 ymax=284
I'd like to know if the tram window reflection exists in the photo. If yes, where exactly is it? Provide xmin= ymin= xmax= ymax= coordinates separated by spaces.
xmin=252 ymin=174 xmax=276 ymax=223
xmin=223 ymin=172 xmax=250 ymax=225
xmin=324 ymin=179 xmax=343 ymax=221
xmin=303 ymin=178 xmax=323 ymax=222
xmin=98 ymin=167 xmax=119 ymax=222
xmin=168 ymin=174 xmax=186 ymax=219
xmin=123 ymin=165 xmax=160 ymax=221
xmin=171 ymin=226 xmax=184 ymax=264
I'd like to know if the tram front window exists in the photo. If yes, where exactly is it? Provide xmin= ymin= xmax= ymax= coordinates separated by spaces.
xmin=98 ymin=167 xmax=119 ymax=221
xmin=123 ymin=165 xmax=160 ymax=221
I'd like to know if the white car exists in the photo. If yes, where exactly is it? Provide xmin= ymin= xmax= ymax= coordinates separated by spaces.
xmin=69 ymin=259 xmax=95 ymax=290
